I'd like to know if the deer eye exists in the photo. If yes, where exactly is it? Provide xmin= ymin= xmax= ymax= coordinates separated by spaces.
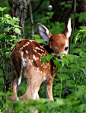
xmin=65 ymin=47 xmax=68 ymax=51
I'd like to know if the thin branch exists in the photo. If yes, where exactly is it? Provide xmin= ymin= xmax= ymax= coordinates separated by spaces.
xmin=28 ymin=0 xmax=34 ymax=39
xmin=81 ymin=68 xmax=86 ymax=76
xmin=73 ymin=0 xmax=76 ymax=32
xmin=26 ymin=0 xmax=44 ymax=21
xmin=32 ymin=0 xmax=44 ymax=14
xmin=69 ymin=0 xmax=76 ymax=54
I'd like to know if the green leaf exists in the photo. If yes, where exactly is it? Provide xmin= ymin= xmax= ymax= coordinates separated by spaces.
xmin=0 ymin=33 xmax=6 ymax=39
xmin=6 ymin=52 xmax=10 ymax=57
xmin=41 ymin=56 xmax=47 ymax=64
xmin=0 ymin=109 xmax=2 ymax=113
xmin=0 ymin=7 xmax=7 ymax=11
xmin=53 ymin=58 xmax=62 ymax=69
xmin=14 ymin=25 xmax=21 ymax=28
xmin=4 ymin=26 xmax=10 ymax=32
xmin=33 ymin=34 xmax=47 ymax=45
xmin=0 ymin=69 xmax=3 ymax=76
xmin=72 ymin=100 xmax=80 ymax=105
xmin=41 ymin=54 xmax=55 ymax=64
xmin=0 ymin=22 xmax=4 ymax=27
xmin=4 ymin=14 xmax=11 ymax=19
xmin=13 ymin=17 xmax=20 ymax=22
xmin=13 ymin=28 xmax=21 ymax=35
xmin=46 ymin=54 xmax=54 ymax=61
xmin=7 ymin=19 xmax=16 ymax=25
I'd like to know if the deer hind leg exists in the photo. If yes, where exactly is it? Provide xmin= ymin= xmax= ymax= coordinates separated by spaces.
xmin=10 ymin=60 xmax=22 ymax=101
xmin=20 ymin=73 xmax=42 ymax=101
xmin=10 ymin=73 xmax=18 ymax=101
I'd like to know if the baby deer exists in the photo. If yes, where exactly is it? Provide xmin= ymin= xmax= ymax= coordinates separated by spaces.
xmin=10 ymin=18 xmax=72 ymax=101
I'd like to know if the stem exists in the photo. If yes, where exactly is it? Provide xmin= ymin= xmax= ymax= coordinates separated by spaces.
xmin=73 ymin=74 xmax=77 ymax=90
xmin=60 ymin=69 xmax=62 ymax=98
xmin=2 ymin=11 xmax=3 ymax=21
xmin=28 ymin=0 xmax=34 ymax=39
xmin=26 ymin=0 xmax=44 ymax=21
xmin=58 ymin=8 xmax=64 ymax=22
xmin=81 ymin=68 xmax=86 ymax=76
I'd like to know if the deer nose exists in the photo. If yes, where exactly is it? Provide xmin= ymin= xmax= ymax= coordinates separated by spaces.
xmin=58 ymin=56 xmax=62 ymax=63
xmin=58 ymin=56 xmax=62 ymax=60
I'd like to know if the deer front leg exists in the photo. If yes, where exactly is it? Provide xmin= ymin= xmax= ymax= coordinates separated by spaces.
xmin=20 ymin=74 xmax=42 ymax=101
xmin=45 ymin=77 xmax=54 ymax=101
xmin=20 ymin=82 xmax=41 ymax=101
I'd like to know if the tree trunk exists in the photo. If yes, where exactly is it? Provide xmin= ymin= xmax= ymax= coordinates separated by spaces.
xmin=9 ymin=0 xmax=29 ymax=39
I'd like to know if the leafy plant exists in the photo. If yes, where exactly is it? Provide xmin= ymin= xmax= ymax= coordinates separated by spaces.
xmin=0 ymin=7 xmax=21 ymax=94
xmin=74 ymin=26 xmax=86 ymax=43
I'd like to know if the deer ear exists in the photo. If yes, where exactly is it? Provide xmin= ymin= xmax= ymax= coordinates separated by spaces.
xmin=38 ymin=23 xmax=52 ymax=43
xmin=63 ymin=18 xmax=72 ymax=38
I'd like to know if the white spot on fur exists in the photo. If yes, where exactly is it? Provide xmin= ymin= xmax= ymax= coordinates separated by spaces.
xmin=24 ymin=42 xmax=30 ymax=47
xmin=37 ymin=52 xmax=46 ymax=57
xmin=29 ymin=40 xmax=36 ymax=42
xmin=21 ymin=52 xmax=27 ymax=67
xmin=35 ymin=68 xmax=43 ymax=74
xmin=20 ymin=47 xmax=23 ymax=50
xmin=42 ymin=77 xmax=46 ymax=82
xmin=36 ymin=68 xmax=39 ymax=72
xmin=33 ymin=49 xmax=37 ymax=53
xmin=26 ymin=50 xmax=28 ymax=54
xmin=41 ymin=63 xmax=45 ymax=67
xmin=40 ymin=46 xmax=43 ymax=48
xmin=33 ymin=55 xmax=36 ymax=60
xmin=31 ymin=59 xmax=33 ymax=63
xmin=35 ymin=47 xmax=44 ymax=52
xmin=20 ymin=42 xmax=30 ymax=50
xmin=36 ymin=57 xmax=39 ymax=60
xmin=38 ymin=53 xmax=42 ymax=56
xmin=33 ymin=55 xmax=39 ymax=60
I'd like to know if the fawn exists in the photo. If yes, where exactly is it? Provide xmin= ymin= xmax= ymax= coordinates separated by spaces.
xmin=10 ymin=18 xmax=72 ymax=101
